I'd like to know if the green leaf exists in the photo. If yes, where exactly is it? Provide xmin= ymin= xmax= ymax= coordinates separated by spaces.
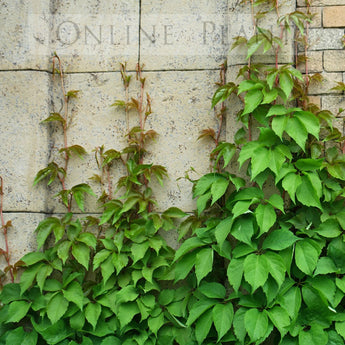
xmin=296 ymin=174 xmax=321 ymax=208
xmin=215 ymin=217 xmax=233 ymax=247
xmin=295 ymin=111 xmax=320 ymax=139
xmin=251 ymin=147 xmax=270 ymax=179
xmin=279 ymin=71 xmax=294 ymax=98
xmin=212 ymin=142 xmax=237 ymax=168
xmin=272 ymin=116 xmax=288 ymax=140
xmin=282 ymin=173 xmax=302 ymax=203
xmin=267 ymin=306 xmax=290 ymax=337
xmin=196 ymin=192 xmax=211 ymax=215
xmin=118 ymin=302 xmax=140 ymax=329
xmin=295 ymin=240 xmax=319 ymax=275
xmin=193 ymin=173 xmax=219 ymax=197
xmin=63 ymin=281 xmax=84 ymax=310
xmin=0 ymin=283 xmax=21 ymax=304
xmin=85 ymin=302 xmax=102 ymax=329
xmin=211 ymin=176 xmax=229 ymax=205
xmin=71 ymin=184 xmax=96 ymax=212
xmin=7 ymin=301 xmax=31 ymax=323
xmin=174 ymin=237 xmax=206 ymax=262
xmin=244 ymin=253 xmax=269 ymax=291
xmin=77 ymin=232 xmax=97 ymax=249
xmin=245 ymin=308 xmax=269 ymax=342
xmin=268 ymin=194 xmax=285 ymax=213
xmin=59 ymin=145 xmax=87 ymax=159
xmin=115 ymin=286 xmax=139 ymax=304
xmin=262 ymin=229 xmax=299 ymax=250
xmin=227 ymin=257 xmax=244 ymax=292
xmin=314 ymin=219 xmax=341 ymax=238
xmin=327 ymin=330 xmax=344 ymax=345
xmin=264 ymin=251 xmax=286 ymax=288
xmin=233 ymin=308 xmax=247 ymax=344
xmin=242 ymin=89 xmax=263 ymax=115
xmin=72 ymin=242 xmax=90 ymax=269
xmin=162 ymin=207 xmax=188 ymax=218
xmin=231 ymin=216 xmax=255 ymax=246
xmin=101 ymin=337 xmax=122 ymax=345
xmin=336 ymin=321 xmax=345 ymax=340
xmin=211 ymin=83 xmax=237 ymax=108
xmin=195 ymin=308 xmax=213 ymax=344
xmin=267 ymin=105 xmax=290 ymax=117
xmin=315 ymin=257 xmax=338 ymax=275
xmin=213 ymin=303 xmax=234 ymax=341
xmin=299 ymin=324 xmax=328 ymax=345
xmin=57 ymin=240 xmax=72 ymax=264
xmin=285 ymin=116 xmax=308 ymax=150
xmin=262 ymin=87 xmax=279 ymax=104
xmin=47 ymin=293 xmax=69 ymax=324
xmin=295 ymin=158 xmax=323 ymax=171
xmin=148 ymin=310 xmax=164 ymax=335
xmin=195 ymin=248 xmax=213 ymax=284
xmin=187 ymin=299 xmax=216 ymax=326
xmin=255 ymin=203 xmax=276 ymax=237
xmin=35 ymin=217 xmax=63 ymax=249
xmin=198 ymin=282 xmax=226 ymax=299
xmin=278 ymin=286 xmax=301 ymax=319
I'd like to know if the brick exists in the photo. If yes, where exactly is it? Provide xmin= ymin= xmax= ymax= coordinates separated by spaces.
xmin=297 ymin=51 xmax=323 ymax=73
xmin=299 ymin=7 xmax=322 ymax=28
xmin=323 ymin=6 xmax=345 ymax=27
xmin=308 ymin=95 xmax=322 ymax=107
xmin=322 ymin=95 xmax=345 ymax=114
xmin=306 ymin=28 xmax=344 ymax=50
xmin=307 ymin=72 xmax=343 ymax=94
xmin=298 ymin=0 xmax=345 ymax=6
xmin=324 ymin=50 xmax=345 ymax=71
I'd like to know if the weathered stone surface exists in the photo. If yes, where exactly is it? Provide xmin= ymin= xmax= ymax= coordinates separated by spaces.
xmin=324 ymin=50 xmax=345 ymax=72
xmin=323 ymin=6 xmax=345 ymax=27
xmin=297 ymin=0 xmax=345 ymax=6
xmin=306 ymin=28 xmax=344 ymax=50
xmin=297 ymin=51 xmax=323 ymax=73
xmin=308 ymin=95 xmax=321 ymax=107
xmin=144 ymin=70 xmax=219 ymax=212
xmin=0 ymin=71 xmax=50 ymax=212
xmin=140 ymin=0 xmax=229 ymax=70
xmin=308 ymin=72 xmax=343 ymax=94
xmin=0 ymin=213 xmax=44 ymax=266
xmin=0 ymin=0 xmax=50 ymax=70
xmin=45 ymin=70 xmax=219 ymax=213
xmin=49 ymin=0 xmax=139 ymax=72
xmin=227 ymin=0 xmax=295 ymax=65
xmin=322 ymin=95 xmax=345 ymax=114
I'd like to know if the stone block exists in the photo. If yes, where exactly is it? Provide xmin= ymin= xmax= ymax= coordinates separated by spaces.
xmin=298 ymin=7 xmax=322 ymax=28
xmin=144 ymin=70 xmax=220 ymax=212
xmin=308 ymin=95 xmax=321 ymax=107
xmin=324 ymin=5 xmax=345 ymax=27
xmin=0 ymin=71 xmax=50 ymax=212
xmin=140 ymin=0 xmax=229 ymax=70
xmin=308 ymin=72 xmax=343 ymax=94
xmin=297 ymin=51 xmax=323 ymax=73
xmin=322 ymin=95 xmax=345 ymax=114
xmin=297 ymin=0 xmax=345 ymax=6
xmin=45 ymin=70 xmax=219 ymax=213
xmin=0 ymin=213 xmax=44 ymax=267
xmin=306 ymin=28 xmax=344 ymax=51
xmin=0 ymin=0 xmax=50 ymax=70
xmin=324 ymin=50 xmax=345 ymax=72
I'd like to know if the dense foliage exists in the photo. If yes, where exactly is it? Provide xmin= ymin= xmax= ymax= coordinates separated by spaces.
xmin=2 ymin=1 xmax=345 ymax=344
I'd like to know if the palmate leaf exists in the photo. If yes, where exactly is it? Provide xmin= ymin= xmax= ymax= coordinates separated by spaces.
xmin=71 ymin=183 xmax=96 ymax=212
xmin=41 ymin=112 xmax=65 ymax=124
xmin=59 ymin=145 xmax=87 ymax=159
xmin=211 ymin=82 xmax=237 ymax=108
xmin=213 ymin=303 xmax=234 ymax=341
xmin=295 ymin=240 xmax=320 ymax=275
xmin=212 ymin=142 xmax=237 ymax=168
xmin=242 ymin=89 xmax=263 ymax=115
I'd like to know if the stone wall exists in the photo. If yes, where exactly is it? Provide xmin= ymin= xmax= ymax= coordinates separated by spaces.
xmin=0 ymin=0 xmax=345 ymax=265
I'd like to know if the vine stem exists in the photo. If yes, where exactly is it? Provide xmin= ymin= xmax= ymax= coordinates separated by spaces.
xmin=53 ymin=54 xmax=71 ymax=212
xmin=0 ymin=177 xmax=14 ymax=282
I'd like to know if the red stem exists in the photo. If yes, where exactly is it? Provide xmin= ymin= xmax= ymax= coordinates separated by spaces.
xmin=0 ymin=177 xmax=14 ymax=282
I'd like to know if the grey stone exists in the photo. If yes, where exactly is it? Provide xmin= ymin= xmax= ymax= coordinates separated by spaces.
xmin=140 ymin=0 xmax=229 ymax=70
xmin=322 ymin=95 xmax=345 ymax=115
xmin=0 ymin=71 xmax=50 ymax=212
xmin=306 ymin=29 xmax=345 ymax=51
